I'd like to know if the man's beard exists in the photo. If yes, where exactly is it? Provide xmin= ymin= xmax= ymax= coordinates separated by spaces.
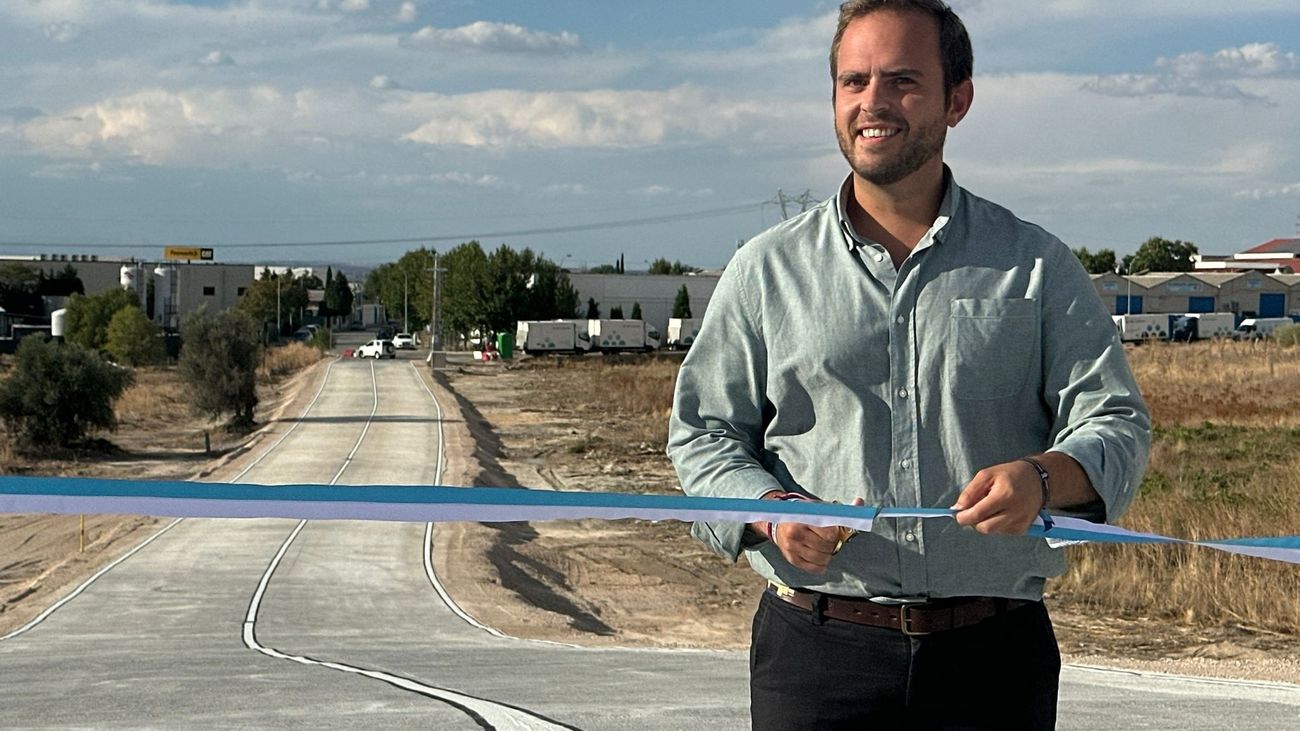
xmin=838 ymin=114 xmax=948 ymax=186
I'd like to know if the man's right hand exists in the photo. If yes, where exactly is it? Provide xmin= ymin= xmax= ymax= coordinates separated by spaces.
xmin=751 ymin=493 xmax=862 ymax=575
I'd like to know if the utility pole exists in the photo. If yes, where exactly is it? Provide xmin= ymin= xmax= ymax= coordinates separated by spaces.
xmin=404 ymin=272 xmax=409 ymax=334
xmin=428 ymin=255 xmax=447 ymax=369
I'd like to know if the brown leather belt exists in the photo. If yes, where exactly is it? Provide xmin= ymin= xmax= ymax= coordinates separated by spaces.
xmin=769 ymin=583 xmax=1033 ymax=636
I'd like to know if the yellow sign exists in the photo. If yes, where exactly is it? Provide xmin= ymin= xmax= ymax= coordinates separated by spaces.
xmin=164 ymin=247 xmax=214 ymax=261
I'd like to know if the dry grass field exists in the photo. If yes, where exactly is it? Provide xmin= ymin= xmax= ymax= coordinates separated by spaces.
xmin=522 ymin=341 xmax=1300 ymax=637
xmin=1057 ymin=340 xmax=1300 ymax=634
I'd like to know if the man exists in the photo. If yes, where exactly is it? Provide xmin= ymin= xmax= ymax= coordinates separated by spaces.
xmin=666 ymin=1 xmax=1150 ymax=729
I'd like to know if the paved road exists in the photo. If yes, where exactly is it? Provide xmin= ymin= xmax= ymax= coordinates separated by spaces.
xmin=2 ymin=348 xmax=1298 ymax=729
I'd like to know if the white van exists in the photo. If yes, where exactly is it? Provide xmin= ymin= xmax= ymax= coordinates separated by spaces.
xmin=1232 ymin=317 xmax=1293 ymax=340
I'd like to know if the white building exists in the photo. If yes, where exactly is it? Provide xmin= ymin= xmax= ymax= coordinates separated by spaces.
xmin=1 ymin=254 xmax=256 ymax=329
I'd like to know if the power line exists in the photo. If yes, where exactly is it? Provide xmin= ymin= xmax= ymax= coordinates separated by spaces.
xmin=766 ymin=189 xmax=816 ymax=220
xmin=0 ymin=201 xmax=764 ymax=251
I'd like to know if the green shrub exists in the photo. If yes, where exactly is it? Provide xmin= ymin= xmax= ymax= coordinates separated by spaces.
xmin=106 ymin=306 xmax=167 ymax=366
xmin=178 ymin=308 xmax=261 ymax=428
xmin=309 ymin=327 xmax=332 ymax=351
xmin=64 ymin=288 xmax=141 ymax=352
xmin=0 ymin=336 xmax=133 ymax=448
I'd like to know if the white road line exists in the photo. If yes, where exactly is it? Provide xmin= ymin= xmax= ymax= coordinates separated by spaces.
xmin=0 ymin=518 xmax=183 ymax=641
xmin=243 ymin=358 xmax=576 ymax=729
xmin=231 ymin=357 xmax=341 ymax=483
xmin=0 ymin=359 xmax=346 ymax=641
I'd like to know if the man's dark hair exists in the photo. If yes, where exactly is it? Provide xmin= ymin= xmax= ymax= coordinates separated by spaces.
xmin=829 ymin=0 xmax=973 ymax=99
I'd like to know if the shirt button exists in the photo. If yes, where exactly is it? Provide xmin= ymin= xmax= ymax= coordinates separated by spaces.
xmin=899 ymin=458 xmax=910 ymax=469
xmin=898 ymin=388 xmax=908 ymax=399
xmin=896 ymin=315 xmax=905 ymax=325
xmin=875 ymin=253 xmax=884 ymax=262
xmin=904 ymin=531 xmax=917 ymax=543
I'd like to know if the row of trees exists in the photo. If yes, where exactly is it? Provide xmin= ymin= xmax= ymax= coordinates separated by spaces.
xmin=234 ymin=268 xmax=353 ymax=337
xmin=1073 ymin=237 xmax=1200 ymax=275
xmin=362 ymin=243 xmax=706 ymax=345
xmin=0 ymin=263 xmax=85 ymax=317
xmin=364 ymin=244 xmax=580 ymax=345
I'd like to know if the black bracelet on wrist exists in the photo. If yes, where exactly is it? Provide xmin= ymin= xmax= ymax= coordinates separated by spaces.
xmin=1019 ymin=456 xmax=1050 ymax=510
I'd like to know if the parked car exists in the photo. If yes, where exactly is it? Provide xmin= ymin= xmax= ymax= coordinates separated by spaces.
xmin=356 ymin=339 xmax=395 ymax=359
xmin=391 ymin=332 xmax=416 ymax=349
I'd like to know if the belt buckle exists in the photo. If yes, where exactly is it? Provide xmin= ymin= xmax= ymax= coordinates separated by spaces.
xmin=899 ymin=605 xmax=931 ymax=636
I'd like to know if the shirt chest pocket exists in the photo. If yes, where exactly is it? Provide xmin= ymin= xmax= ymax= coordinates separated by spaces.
xmin=946 ymin=298 xmax=1039 ymax=401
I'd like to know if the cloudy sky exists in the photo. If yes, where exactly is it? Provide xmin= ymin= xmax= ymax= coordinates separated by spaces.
xmin=2 ymin=1 xmax=1299 ymax=269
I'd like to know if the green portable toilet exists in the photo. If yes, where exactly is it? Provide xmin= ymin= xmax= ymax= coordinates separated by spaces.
xmin=496 ymin=332 xmax=514 ymax=360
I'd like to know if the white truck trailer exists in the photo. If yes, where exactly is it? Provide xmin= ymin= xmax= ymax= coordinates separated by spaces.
xmin=1112 ymin=314 xmax=1170 ymax=343
xmin=666 ymin=318 xmax=702 ymax=350
xmin=587 ymin=319 xmax=661 ymax=353
xmin=515 ymin=320 xmax=592 ymax=355
xmin=1170 ymin=312 xmax=1235 ymax=341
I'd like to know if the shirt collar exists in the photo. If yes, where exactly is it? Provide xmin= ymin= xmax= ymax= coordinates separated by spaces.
xmin=836 ymin=167 xmax=959 ymax=251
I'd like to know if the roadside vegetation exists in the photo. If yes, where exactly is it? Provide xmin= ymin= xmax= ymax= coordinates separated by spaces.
xmin=0 ymin=337 xmax=133 ymax=449
xmin=0 ymin=308 xmax=325 ymax=459
xmin=1056 ymin=338 xmax=1300 ymax=634
xmin=513 ymin=339 xmax=1300 ymax=636
xmin=177 ymin=309 xmax=264 ymax=430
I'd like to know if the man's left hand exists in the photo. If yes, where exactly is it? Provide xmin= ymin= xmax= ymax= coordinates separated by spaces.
xmin=951 ymin=460 xmax=1042 ymax=535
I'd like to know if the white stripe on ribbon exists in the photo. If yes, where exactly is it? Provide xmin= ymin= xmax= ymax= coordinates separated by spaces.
xmin=1 ymin=477 xmax=1297 ymax=565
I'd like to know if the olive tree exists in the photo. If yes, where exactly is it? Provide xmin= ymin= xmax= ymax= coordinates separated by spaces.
xmin=0 ymin=337 xmax=133 ymax=448
xmin=178 ymin=309 xmax=262 ymax=428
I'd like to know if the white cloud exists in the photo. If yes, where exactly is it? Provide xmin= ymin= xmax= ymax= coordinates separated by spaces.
xmin=542 ymin=183 xmax=592 ymax=196
xmin=43 ymin=22 xmax=82 ymax=43
xmin=30 ymin=160 xmax=132 ymax=182
xmin=397 ymin=1 xmax=417 ymax=24
xmin=1081 ymin=73 xmax=1267 ymax=102
xmin=369 ymin=74 xmax=399 ymax=90
xmin=318 ymin=0 xmax=371 ymax=12
xmin=1083 ymin=41 xmax=1298 ymax=102
xmin=405 ymin=21 xmax=581 ymax=54
xmin=398 ymin=85 xmax=806 ymax=150
xmin=1158 ymin=43 xmax=1299 ymax=79
xmin=372 ymin=171 xmax=501 ymax=187
xmin=200 ymin=51 xmax=235 ymax=67
xmin=633 ymin=185 xmax=714 ymax=198
xmin=1233 ymin=182 xmax=1300 ymax=200
xmin=18 ymin=87 xmax=310 ymax=165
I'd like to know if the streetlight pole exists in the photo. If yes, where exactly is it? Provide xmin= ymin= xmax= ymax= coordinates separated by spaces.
xmin=428 ymin=255 xmax=447 ymax=369
xmin=404 ymin=272 xmax=409 ymax=334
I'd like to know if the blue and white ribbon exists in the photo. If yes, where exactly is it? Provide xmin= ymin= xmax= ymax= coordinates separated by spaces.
xmin=1 ymin=476 xmax=1297 ymax=565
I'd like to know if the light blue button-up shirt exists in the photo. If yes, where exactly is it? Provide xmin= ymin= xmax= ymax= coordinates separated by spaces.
xmin=667 ymin=171 xmax=1150 ymax=601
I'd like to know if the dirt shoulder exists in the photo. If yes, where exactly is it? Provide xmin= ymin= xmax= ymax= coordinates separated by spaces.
xmin=0 ymin=358 xmax=330 ymax=636
xmin=431 ymin=359 xmax=1300 ymax=685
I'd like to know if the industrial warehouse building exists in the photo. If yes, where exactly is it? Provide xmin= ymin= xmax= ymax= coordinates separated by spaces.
xmin=1093 ymin=271 xmax=1300 ymax=318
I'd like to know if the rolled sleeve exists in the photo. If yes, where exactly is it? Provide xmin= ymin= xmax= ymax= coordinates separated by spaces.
xmin=1041 ymin=248 xmax=1151 ymax=523
xmin=668 ymin=261 xmax=784 ymax=560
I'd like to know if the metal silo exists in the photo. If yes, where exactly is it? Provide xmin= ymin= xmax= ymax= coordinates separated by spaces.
xmin=51 ymin=308 xmax=67 ymax=340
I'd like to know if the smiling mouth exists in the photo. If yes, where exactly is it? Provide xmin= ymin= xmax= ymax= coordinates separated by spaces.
xmin=860 ymin=128 xmax=899 ymax=139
